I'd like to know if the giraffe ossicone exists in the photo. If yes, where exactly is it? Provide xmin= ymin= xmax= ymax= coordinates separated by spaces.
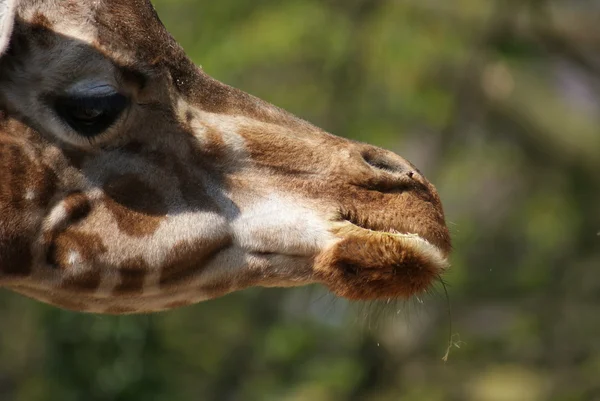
xmin=0 ymin=0 xmax=451 ymax=314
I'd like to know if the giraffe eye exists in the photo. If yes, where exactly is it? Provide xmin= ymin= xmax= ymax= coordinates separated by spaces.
xmin=54 ymin=93 xmax=128 ymax=138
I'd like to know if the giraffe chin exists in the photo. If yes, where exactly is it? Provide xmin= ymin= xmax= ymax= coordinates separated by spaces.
xmin=314 ymin=223 xmax=449 ymax=301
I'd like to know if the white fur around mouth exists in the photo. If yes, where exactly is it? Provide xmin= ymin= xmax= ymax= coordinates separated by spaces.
xmin=384 ymin=231 xmax=449 ymax=271
xmin=336 ymin=220 xmax=450 ymax=271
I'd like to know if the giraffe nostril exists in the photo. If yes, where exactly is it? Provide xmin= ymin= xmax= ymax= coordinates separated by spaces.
xmin=360 ymin=148 xmax=410 ymax=175
xmin=353 ymin=147 xmax=426 ymax=193
xmin=362 ymin=152 xmax=393 ymax=173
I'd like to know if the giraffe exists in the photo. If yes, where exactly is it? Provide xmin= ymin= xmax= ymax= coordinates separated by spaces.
xmin=0 ymin=0 xmax=451 ymax=315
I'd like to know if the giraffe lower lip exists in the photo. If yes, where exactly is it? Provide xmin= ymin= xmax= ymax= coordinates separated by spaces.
xmin=314 ymin=220 xmax=449 ymax=300
xmin=335 ymin=220 xmax=448 ymax=262
xmin=337 ymin=215 xmax=450 ymax=257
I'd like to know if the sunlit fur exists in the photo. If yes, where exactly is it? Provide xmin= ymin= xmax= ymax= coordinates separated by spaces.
xmin=0 ymin=0 xmax=450 ymax=314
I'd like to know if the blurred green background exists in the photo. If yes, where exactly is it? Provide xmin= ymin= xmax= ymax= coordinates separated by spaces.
xmin=1 ymin=0 xmax=600 ymax=400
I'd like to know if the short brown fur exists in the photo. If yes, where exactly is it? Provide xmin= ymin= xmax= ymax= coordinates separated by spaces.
xmin=0 ymin=0 xmax=450 ymax=314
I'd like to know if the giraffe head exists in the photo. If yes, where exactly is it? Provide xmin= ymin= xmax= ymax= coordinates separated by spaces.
xmin=0 ymin=0 xmax=451 ymax=314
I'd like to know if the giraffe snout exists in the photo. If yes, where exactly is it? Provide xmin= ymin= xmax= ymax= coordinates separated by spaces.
xmin=339 ymin=143 xmax=430 ymax=196
xmin=360 ymin=146 xmax=415 ymax=177
xmin=310 ymin=141 xmax=452 ymax=301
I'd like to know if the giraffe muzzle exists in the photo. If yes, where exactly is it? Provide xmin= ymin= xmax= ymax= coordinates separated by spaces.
xmin=313 ymin=144 xmax=452 ymax=301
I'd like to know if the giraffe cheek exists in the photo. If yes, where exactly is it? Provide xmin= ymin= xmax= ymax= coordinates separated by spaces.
xmin=102 ymin=173 xmax=168 ymax=237
xmin=0 ymin=180 xmax=33 ymax=277
xmin=0 ymin=138 xmax=57 ymax=278
xmin=47 ymin=229 xmax=106 ymax=291
xmin=0 ymin=232 xmax=33 ymax=277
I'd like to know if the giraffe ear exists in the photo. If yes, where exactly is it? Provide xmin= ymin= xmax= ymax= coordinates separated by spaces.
xmin=0 ymin=0 xmax=17 ymax=55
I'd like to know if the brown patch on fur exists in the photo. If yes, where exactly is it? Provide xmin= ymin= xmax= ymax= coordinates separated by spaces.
xmin=0 ymin=140 xmax=33 ymax=210
xmin=62 ymin=271 xmax=103 ymax=292
xmin=0 ymin=134 xmax=56 ymax=209
xmin=203 ymin=127 xmax=228 ymax=161
xmin=43 ymin=193 xmax=92 ymax=266
xmin=50 ymin=230 xmax=106 ymax=291
xmin=103 ymin=174 xmax=167 ymax=237
xmin=113 ymin=257 xmax=149 ymax=295
xmin=29 ymin=13 xmax=55 ymax=49
xmin=0 ymin=136 xmax=58 ymax=210
xmin=315 ymin=229 xmax=442 ymax=300
xmin=34 ymin=166 xmax=58 ymax=208
xmin=0 ymin=150 xmax=33 ymax=276
xmin=51 ymin=229 xmax=107 ymax=265
xmin=159 ymin=236 xmax=232 ymax=287
xmin=182 ymin=125 xmax=236 ymax=173
xmin=239 ymin=127 xmax=328 ymax=176
xmin=185 ymin=110 xmax=194 ymax=125
xmin=0 ymin=137 xmax=57 ymax=277
xmin=62 ymin=1 xmax=81 ymax=15
xmin=0 ymin=235 xmax=32 ymax=277
xmin=62 ymin=192 xmax=92 ymax=223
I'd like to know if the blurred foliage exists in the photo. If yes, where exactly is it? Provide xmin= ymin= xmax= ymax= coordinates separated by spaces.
xmin=1 ymin=0 xmax=600 ymax=400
